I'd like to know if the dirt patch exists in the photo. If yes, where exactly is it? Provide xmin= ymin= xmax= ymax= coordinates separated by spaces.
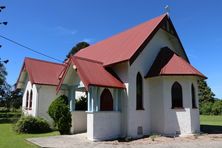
xmin=101 ymin=134 xmax=222 ymax=145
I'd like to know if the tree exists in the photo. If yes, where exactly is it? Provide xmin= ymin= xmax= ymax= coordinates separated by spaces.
xmin=48 ymin=95 xmax=71 ymax=135
xmin=0 ymin=62 xmax=10 ymax=103
xmin=198 ymin=79 xmax=215 ymax=104
xmin=75 ymin=96 xmax=87 ymax=111
xmin=5 ymin=88 xmax=23 ymax=110
xmin=199 ymin=102 xmax=213 ymax=115
xmin=211 ymin=100 xmax=222 ymax=115
xmin=198 ymin=79 xmax=217 ymax=115
xmin=65 ymin=42 xmax=89 ymax=61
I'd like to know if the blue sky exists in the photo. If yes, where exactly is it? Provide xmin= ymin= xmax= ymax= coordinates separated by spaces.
xmin=0 ymin=0 xmax=221 ymax=98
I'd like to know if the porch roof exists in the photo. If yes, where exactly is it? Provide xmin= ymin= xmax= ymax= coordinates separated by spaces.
xmin=70 ymin=56 xmax=125 ymax=90
xmin=145 ymin=47 xmax=207 ymax=79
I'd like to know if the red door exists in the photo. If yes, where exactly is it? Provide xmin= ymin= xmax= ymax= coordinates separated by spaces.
xmin=100 ymin=89 xmax=113 ymax=111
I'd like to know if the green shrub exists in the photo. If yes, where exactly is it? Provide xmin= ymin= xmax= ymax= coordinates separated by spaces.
xmin=14 ymin=115 xmax=51 ymax=133
xmin=211 ymin=100 xmax=222 ymax=115
xmin=48 ymin=95 xmax=71 ymax=135
xmin=200 ymin=102 xmax=213 ymax=115
xmin=0 ymin=107 xmax=10 ymax=113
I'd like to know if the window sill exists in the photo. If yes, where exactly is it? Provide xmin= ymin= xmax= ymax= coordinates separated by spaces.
xmin=136 ymin=108 xmax=145 ymax=111
xmin=192 ymin=107 xmax=198 ymax=109
xmin=171 ymin=107 xmax=184 ymax=110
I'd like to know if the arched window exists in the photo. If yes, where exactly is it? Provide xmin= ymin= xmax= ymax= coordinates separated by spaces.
xmin=136 ymin=73 xmax=143 ymax=110
xmin=26 ymin=91 xmax=29 ymax=109
xmin=100 ymin=89 xmax=113 ymax=111
xmin=171 ymin=82 xmax=183 ymax=108
xmin=191 ymin=84 xmax=197 ymax=108
xmin=29 ymin=90 xmax=33 ymax=110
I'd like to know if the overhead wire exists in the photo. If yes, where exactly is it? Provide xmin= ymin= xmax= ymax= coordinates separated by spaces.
xmin=0 ymin=34 xmax=63 ymax=63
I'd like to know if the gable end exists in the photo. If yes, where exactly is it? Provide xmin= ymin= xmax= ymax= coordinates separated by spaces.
xmin=129 ymin=16 xmax=189 ymax=65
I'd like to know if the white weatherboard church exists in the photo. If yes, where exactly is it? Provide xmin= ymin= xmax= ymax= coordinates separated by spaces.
xmin=17 ymin=14 xmax=206 ymax=141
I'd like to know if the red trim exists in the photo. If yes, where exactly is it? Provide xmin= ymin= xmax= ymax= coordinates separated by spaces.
xmin=56 ymin=60 xmax=70 ymax=93
xmin=89 ymin=84 xmax=126 ymax=89
xmin=71 ymin=57 xmax=90 ymax=90
xmin=159 ymin=74 xmax=207 ymax=79
xmin=34 ymin=83 xmax=58 ymax=86
xmin=25 ymin=57 xmax=64 ymax=66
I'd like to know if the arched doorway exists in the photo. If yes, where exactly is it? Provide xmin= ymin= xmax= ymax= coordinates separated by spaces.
xmin=100 ymin=89 xmax=113 ymax=111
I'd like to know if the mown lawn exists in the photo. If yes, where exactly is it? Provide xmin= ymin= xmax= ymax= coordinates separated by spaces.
xmin=0 ymin=123 xmax=59 ymax=148
xmin=0 ymin=115 xmax=221 ymax=147
xmin=200 ymin=115 xmax=222 ymax=126
xmin=200 ymin=115 xmax=222 ymax=134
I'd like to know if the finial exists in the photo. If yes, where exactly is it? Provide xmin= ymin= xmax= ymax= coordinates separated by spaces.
xmin=164 ymin=5 xmax=170 ymax=16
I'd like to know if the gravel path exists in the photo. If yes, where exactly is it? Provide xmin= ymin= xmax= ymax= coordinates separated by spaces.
xmin=27 ymin=133 xmax=222 ymax=148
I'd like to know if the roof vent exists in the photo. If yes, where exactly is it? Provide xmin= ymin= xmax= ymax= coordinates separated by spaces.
xmin=137 ymin=126 xmax=143 ymax=135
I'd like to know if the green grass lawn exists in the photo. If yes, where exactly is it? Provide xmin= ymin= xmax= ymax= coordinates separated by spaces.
xmin=200 ymin=115 xmax=222 ymax=134
xmin=0 ymin=123 xmax=59 ymax=148
xmin=200 ymin=115 xmax=222 ymax=126
xmin=0 ymin=115 xmax=220 ymax=147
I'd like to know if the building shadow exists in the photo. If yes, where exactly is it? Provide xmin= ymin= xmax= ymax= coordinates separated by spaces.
xmin=201 ymin=125 xmax=222 ymax=134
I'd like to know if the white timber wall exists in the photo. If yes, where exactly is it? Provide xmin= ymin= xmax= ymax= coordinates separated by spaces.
xmin=148 ymin=77 xmax=165 ymax=134
xmin=162 ymin=76 xmax=200 ymax=135
xmin=86 ymin=86 xmax=122 ymax=140
xmin=87 ymin=112 xmax=121 ymax=141
xmin=37 ymin=85 xmax=64 ymax=124
xmin=22 ymin=81 xmax=64 ymax=125
xmin=71 ymin=111 xmax=87 ymax=134
xmin=127 ymin=28 xmax=185 ymax=138
xmin=111 ymin=62 xmax=129 ymax=137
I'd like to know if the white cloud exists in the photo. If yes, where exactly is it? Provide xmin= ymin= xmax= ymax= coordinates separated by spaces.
xmin=82 ymin=38 xmax=94 ymax=43
xmin=55 ymin=26 xmax=77 ymax=35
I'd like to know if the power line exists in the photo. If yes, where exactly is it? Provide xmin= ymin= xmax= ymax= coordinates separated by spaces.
xmin=0 ymin=34 xmax=63 ymax=63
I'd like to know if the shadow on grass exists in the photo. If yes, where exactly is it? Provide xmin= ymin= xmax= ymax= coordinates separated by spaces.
xmin=201 ymin=125 xmax=222 ymax=134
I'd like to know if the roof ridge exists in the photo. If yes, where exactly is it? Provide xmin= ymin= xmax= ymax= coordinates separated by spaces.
xmin=73 ymin=56 xmax=103 ymax=64
xmin=75 ymin=13 xmax=167 ymax=65
xmin=25 ymin=57 xmax=64 ymax=66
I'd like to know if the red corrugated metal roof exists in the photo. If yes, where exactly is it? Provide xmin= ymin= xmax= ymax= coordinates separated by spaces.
xmin=21 ymin=57 xmax=65 ymax=85
xmin=76 ymin=14 xmax=167 ymax=66
xmin=71 ymin=56 xmax=125 ymax=90
xmin=145 ymin=48 xmax=206 ymax=78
